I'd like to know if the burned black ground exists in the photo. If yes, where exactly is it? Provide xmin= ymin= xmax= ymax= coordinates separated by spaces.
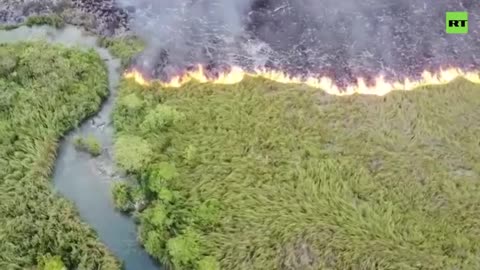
xmin=0 ymin=0 xmax=130 ymax=35
xmin=125 ymin=0 xmax=479 ymax=89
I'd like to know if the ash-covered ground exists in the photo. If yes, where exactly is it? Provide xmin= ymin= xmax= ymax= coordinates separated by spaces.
xmin=0 ymin=0 xmax=129 ymax=36
xmin=2 ymin=0 xmax=478 ymax=88
xmin=119 ymin=0 xmax=479 ymax=88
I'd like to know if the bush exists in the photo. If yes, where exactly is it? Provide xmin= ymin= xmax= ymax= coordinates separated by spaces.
xmin=147 ymin=162 xmax=177 ymax=194
xmin=167 ymin=228 xmax=201 ymax=269
xmin=140 ymin=105 xmax=185 ymax=133
xmin=38 ymin=255 xmax=66 ymax=270
xmin=111 ymin=181 xmax=135 ymax=212
xmin=73 ymin=134 xmax=102 ymax=156
xmin=114 ymin=135 xmax=152 ymax=172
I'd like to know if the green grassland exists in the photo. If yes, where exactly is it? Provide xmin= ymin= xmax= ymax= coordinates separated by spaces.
xmin=114 ymin=76 xmax=480 ymax=269
xmin=0 ymin=42 xmax=120 ymax=269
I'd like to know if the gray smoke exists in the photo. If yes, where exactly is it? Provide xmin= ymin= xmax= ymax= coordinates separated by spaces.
xmin=117 ymin=0 xmax=479 ymax=87
xmin=116 ymin=0 xmax=258 ymax=78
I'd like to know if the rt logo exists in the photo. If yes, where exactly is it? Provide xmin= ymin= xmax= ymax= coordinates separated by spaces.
xmin=446 ymin=12 xmax=468 ymax=34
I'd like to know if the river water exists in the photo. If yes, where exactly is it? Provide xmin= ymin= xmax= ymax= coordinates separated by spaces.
xmin=0 ymin=25 xmax=160 ymax=270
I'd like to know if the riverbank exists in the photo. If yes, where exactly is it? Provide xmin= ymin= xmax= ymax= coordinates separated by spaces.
xmin=0 ymin=40 xmax=119 ymax=269
xmin=116 ymin=76 xmax=480 ymax=269
xmin=0 ymin=25 xmax=158 ymax=270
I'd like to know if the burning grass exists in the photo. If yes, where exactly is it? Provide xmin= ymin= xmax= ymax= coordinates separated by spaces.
xmin=0 ymin=42 xmax=120 ymax=269
xmin=115 ymin=75 xmax=480 ymax=269
xmin=124 ymin=65 xmax=480 ymax=96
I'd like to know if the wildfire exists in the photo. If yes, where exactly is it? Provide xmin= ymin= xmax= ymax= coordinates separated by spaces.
xmin=124 ymin=65 xmax=480 ymax=96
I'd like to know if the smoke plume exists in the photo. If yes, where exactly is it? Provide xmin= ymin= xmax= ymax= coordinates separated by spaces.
xmin=117 ymin=0 xmax=479 ymax=87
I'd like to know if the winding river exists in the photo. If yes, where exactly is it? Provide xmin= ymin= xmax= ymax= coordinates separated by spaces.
xmin=0 ymin=25 xmax=160 ymax=270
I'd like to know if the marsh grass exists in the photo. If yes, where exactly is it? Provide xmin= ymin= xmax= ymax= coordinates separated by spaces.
xmin=97 ymin=36 xmax=145 ymax=68
xmin=0 ymin=42 xmax=120 ymax=269
xmin=0 ymin=14 xmax=64 ymax=32
xmin=115 ymin=76 xmax=480 ymax=269
xmin=0 ymin=24 xmax=22 ymax=31
xmin=25 ymin=14 xmax=65 ymax=28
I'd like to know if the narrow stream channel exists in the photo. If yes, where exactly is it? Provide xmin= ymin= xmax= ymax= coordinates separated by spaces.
xmin=0 ymin=25 xmax=160 ymax=270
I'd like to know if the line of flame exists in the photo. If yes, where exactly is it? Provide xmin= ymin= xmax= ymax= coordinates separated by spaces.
xmin=124 ymin=65 xmax=480 ymax=96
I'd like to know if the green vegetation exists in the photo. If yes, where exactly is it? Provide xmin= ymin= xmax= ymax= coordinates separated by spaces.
xmin=0 ymin=24 xmax=21 ymax=31
xmin=115 ymin=76 xmax=480 ymax=269
xmin=25 ymin=14 xmax=65 ymax=28
xmin=111 ymin=180 xmax=147 ymax=213
xmin=38 ymin=255 xmax=67 ymax=270
xmin=73 ymin=134 xmax=102 ymax=156
xmin=98 ymin=36 xmax=145 ymax=68
xmin=111 ymin=181 xmax=135 ymax=212
xmin=0 ymin=42 xmax=120 ymax=269
xmin=0 ymin=14 xmax=65 ymax=31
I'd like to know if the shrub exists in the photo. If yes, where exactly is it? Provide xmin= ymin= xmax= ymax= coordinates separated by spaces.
xmin=111 ymin=181 xmax=134 ymax=212
xmin=140 ymin=105 xmax=185 ymax=133
xmin=167 ymin=228 xmax=201 ymax=269
xmin=147 ymin=162 xmax=177 ymax=193
xmin=73 ymin=134 xmax=102 ymax=156
xmin=114 ymin=135 xmax=153 ymax=172
xmin=38 ymin=255 xmax=67 ymax=270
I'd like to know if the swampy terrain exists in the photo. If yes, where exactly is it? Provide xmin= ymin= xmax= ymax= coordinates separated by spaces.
xmin=1 ymin=5 xmax=480 ymax=270
xmin=0 ymin=26 xmax=155 ymax=270
xmin=0 ymin=32 xmax=119 ymax=269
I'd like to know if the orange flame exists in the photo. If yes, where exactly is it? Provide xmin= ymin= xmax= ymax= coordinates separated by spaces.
xmin=124 ymin=65 xmax=480 ymax=96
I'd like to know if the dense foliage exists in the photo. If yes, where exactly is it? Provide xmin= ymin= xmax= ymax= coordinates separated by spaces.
xmin=0 ymin=42 xmax=120 ymax=269
xmin=114 ymin=77 xmax=480 ymax=269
